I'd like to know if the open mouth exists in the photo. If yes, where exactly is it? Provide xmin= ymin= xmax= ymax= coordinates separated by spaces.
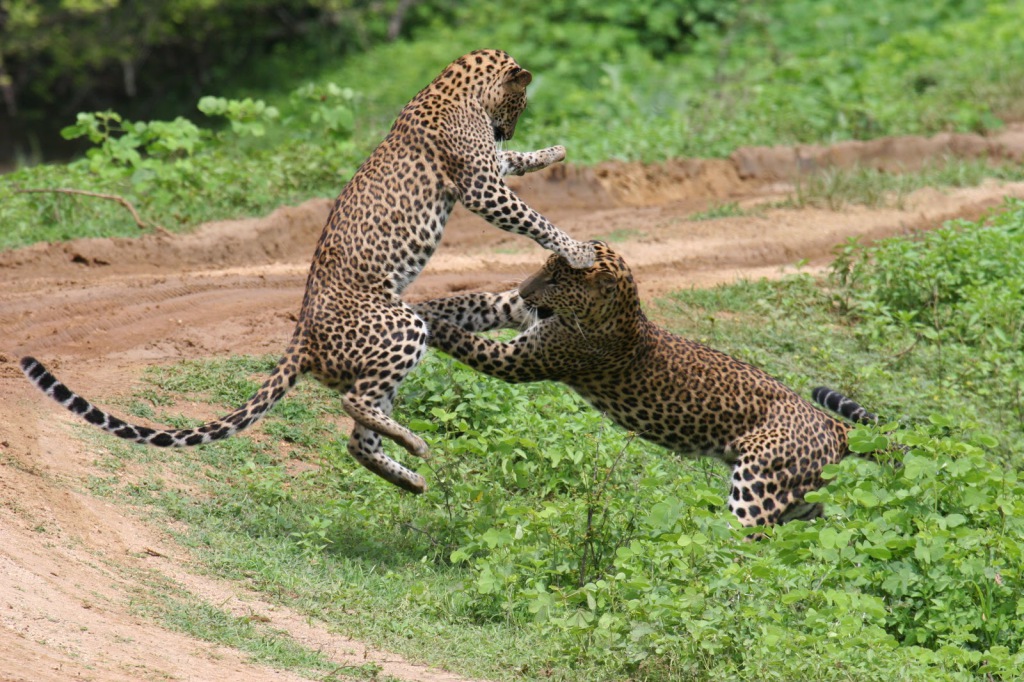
xmin=523 ymin=299 xmax=554 ymax=321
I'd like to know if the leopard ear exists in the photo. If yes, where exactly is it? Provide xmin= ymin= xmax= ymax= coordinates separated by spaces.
xmin=593 ymin=271 xmax=617 ymax=294
xmin=506 ymin=68 xmax=532 ymax=92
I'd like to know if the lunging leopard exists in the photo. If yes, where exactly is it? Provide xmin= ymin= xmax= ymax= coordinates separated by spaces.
xmin=21 ymin=49 xmax=595 ymax=495
xmin=413 ymin=241 xmax=885 ymax=530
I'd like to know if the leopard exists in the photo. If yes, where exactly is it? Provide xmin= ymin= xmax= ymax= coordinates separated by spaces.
xmin=413 ymin=241 xmax=886 ymax=531
xmin=20 ymin=49 xmax=595 ymax=496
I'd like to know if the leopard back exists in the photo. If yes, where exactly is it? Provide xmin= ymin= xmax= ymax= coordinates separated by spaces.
xmin=310 ymin=49 xmax=541 ymax=295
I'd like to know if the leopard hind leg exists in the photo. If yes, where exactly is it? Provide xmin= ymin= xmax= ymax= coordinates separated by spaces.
xmin=336 ymin=309 xmax=430 ymax=492
xmin=726 ymin=429 xmax=827 ymax=538
xmin=347 ymin=420 xmax=427 ymax=494
xmin=341 ymin=379 xmax=428 ymax=458
xmin=341 ymin=378 xmax=428 ymax=493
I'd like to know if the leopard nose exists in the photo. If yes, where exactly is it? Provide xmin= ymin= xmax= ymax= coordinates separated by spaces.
xmin=518 ymin=270 xmax=549 ymax=298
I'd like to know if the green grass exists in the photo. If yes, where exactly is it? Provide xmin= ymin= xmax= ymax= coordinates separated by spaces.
xmin=315 ymin=0 xmax=1024 ymax=163
xmin=63 ymin=200 xmax=1024 ymax=680
xmin=106 ymin=558 xmax=393 ymax=680
xmin=140 ymin=590 xmax=345 ymax=676
xmin=687 ymin=201 xmax=747 ymax=221
xmin=792 ymin=157 xmax=1024 ymax=211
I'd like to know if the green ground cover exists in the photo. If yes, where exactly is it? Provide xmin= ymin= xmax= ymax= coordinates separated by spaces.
xmin=81 ymin=200 xmax=1024 ymax=680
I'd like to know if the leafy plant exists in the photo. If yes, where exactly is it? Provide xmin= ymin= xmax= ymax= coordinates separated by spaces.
xmin=7 ymin=0 xmax=1024 ymax=250
xmin=0 ymin=87 xmax=365 ymax=249
xmin=72 ymin=200 xmax=1024 ymax=680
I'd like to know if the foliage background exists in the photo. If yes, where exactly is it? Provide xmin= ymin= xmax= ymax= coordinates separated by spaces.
xmin=4 ymin=0 xmax=1023 ymax=165
xmin=4 ymin=0 xmax=1024 ymax=248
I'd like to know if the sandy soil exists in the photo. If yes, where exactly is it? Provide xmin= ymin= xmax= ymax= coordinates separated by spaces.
xmin=2 ymin=127 xmax=1024 ymax=681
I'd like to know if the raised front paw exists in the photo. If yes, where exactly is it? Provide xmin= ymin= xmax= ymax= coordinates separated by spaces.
xmin=563 ymin=240 xmax=596 ymax=269
xmin=499 ymin=146 xmax=567 ymax=176
xmin=536 ymin=145 xmax=566 ymax=168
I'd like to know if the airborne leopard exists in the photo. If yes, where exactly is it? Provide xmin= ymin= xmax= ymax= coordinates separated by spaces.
xmin=21 ymin=49 xmax=595 ymax=495
xmin=414 ymin=241 xmax=885 ymax=530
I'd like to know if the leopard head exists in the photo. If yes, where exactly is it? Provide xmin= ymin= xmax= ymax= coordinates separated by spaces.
xmin=441 ymin=49 xmax=531 ymax=142
xmin=518 ymin=241 xmax=639 ymax=326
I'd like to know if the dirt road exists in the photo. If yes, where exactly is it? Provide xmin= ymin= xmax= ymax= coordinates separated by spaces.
xmin=2 ymin=128 xmax=1024 ymax=680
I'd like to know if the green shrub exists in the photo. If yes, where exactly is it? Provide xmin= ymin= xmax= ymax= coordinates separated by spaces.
xmin=831 ymin=198 xmax=1024 ymax=435
xmin=87 ymin=194 xmax=1024 ymax=679
xmin=0 ymin=87 xmax=365 ymax=249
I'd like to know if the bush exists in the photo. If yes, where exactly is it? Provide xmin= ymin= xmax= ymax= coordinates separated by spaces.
xmin=0 ymin=85 xmax=364 ymax=249
xmin=831 ymin=198 xmax=1024 ymax=434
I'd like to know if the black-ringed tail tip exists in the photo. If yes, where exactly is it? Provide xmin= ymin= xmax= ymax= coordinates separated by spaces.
xmin=20 ymin=355 xmax=261 ymax=446
xmin=811 ymin=386 xmax=878 ymax=425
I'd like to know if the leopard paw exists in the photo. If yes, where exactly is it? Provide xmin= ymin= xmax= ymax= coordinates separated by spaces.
xmin=538 ymin=145 xmax=566 ymax=166
xmin=563 ymin=240 xmax=596 ymax=269
xmin=406 ymin=435 xmax=430 ymax=459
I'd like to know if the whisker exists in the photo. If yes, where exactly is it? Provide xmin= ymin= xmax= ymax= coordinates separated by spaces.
xmin=569 ymin=310 xmax=586 ymax=337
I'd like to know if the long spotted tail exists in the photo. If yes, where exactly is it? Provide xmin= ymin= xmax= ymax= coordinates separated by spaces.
xmin=20 ymin=353 xmax=303 ymax=447
xmin=811 ymin=386 xmax=878 ymax=425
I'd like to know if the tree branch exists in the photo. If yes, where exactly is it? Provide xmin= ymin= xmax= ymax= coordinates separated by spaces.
xmin=387 ymin=0 xmax=419 ymax=41
xmin=14 ymin=187 xmax=163 ymax=231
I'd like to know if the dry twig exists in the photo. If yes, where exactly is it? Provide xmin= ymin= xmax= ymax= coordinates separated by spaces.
xmin=14 ymin=187 xmax=163 ymax=231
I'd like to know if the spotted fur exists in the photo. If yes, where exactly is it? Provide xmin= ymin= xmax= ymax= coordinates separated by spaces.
xmin=21 ymin=49 xmax=595 ymax=495
xmin=414 ymin=241 xmax=882 ymax=529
